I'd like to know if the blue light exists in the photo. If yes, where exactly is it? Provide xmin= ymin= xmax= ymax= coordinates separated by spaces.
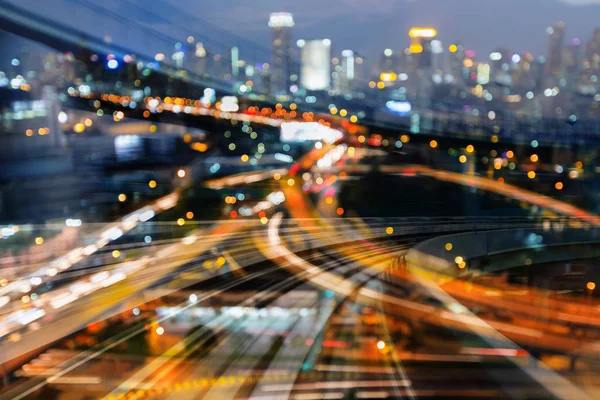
xmin=107 ymin=59 xmax=119 ymax=70
xmin=11 ymin=59 xmax=20 ymax=67
xmin=386 ymin=101 xmax=412 ymax=115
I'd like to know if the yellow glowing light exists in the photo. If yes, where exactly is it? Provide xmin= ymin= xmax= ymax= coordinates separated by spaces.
xmin=555 ymin=182 xmax=563 ymax=190
xmin=260 ymin=217 xmax=268 ymax=225
xmin=429 ymin=140 xmax=438 ymax=149
xmin=84 ymin=118 xmax=93 ymax=127
xmin=409 ymin=44 xmax=424 ymax=54
xmin=386 ymin=227 xmax=394 ymax=235
xmin=35 ymin=237 xmax=44 ymax=245
xmin=0 ymin=279 xmax=8 ymax=287
xmin=287 ymin=178 xmax=295 ymax=186
xmin=458 ymin=261 xmax=466 ymax=269
xmin=348 ymin=147 xmax=355 ymax=157
xmin=330 ymin=107 xmax=338 ymax=115
xmin=400 ymin=135 xmax=410 ymax=143
xmin=118 ymin=193 xmax=127 ymax=202
xmin=463 ymin=59 xmax=474 ymax=68
xmin=409 ymin=27 xmax=437 ymax=38
xmin=148 ymin=180 xmax=157 ymax=188
xmin=25 ymin=129 xmax=33 ymax=136
xmin=530 ymin=154 xmax=539 ymax=162
xmin=22 ymin=295 xmax=30 ymax=304
xmin=186 ymin=211 xmax=194 ymax=219
xmin=449 ymin=44 xmax=458 ymax=53
xmin=112 ymin=250 xmax=120 ymax=258
xmin=506 ymin=150 xmax=514 ymax=159
xmin=350 ymin=115 xmax=358 ymax=123
xmin=491 ymin=135 xmax=499 ymax=143
xmin=454 ymin=256 xmax=464 ymax=264
xmin=587 ymin=282 xmax=596 ymax=290
xmin=339 ymin=109 xmax=348 ymax=117
xmin=215 ymin=257 xmax=226 ymax=268
xmin=377 ymin=82 xmax=385 ymax=89
xmin=191 ymin=142 xmax=208 ymax=152
xmin=316 ymin=177 xmax=324 ymax=185
xmin=459 ymin=155 xmax=467 ymax=163
xmin=527 ymin=171 xmax=536 ymax=179
xmin=241 ymin=154 xmax=249 ymax=162
xmin=74 ymin=123 xmax=85 ymax=133
xmin=325 ymin=197 xmax=334 ymax=205
xmin=380 ymin=72 xmax=397 ymax=82
xmin=358 ymin=135 xmax=366 ymax=143
xmin=177 ymin=169 xmax=186 ymax=178
xmin=369 ymin=81 xmax=376 ymax=88
xmin=445 ymin=243 xmax=453 ymax=251
xmin=576 ymin=161 xmax=583 ymax=169
xmin=466 ymin=145 xmax=474 ymax=153
xmin=273 ymin=173 xmax=281 ymax=181
xmin=177 ymin=218 xmax=185 ymax=226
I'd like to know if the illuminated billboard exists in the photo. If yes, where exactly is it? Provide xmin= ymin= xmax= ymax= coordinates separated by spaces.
xmin=269 ymin=12 xmax=295 ymax=28
xmin=409 ymin=28 xmax=437 ymax=38
xmin=280 ymin=122 xmax=343 ymax=144
xmin=300 ymin=39 xmax=331 ymax=91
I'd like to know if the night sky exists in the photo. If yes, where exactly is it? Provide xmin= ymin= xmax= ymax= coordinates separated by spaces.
xmin=6 ymin=0 xmax=600 ymax=64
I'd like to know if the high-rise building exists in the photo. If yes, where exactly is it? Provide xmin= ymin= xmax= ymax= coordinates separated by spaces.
xmin=408 ymin=27 xmax=437 ymax=72
xmin=299 ymin=39 xmax=331 ymax=91
xmin=488 ymin=48 xmax=510 ymax=83
xmin=379 ymin=48 xmax=401 ymax=75
xmin=564 ymin=38 xmax=582 ymax=87
xmin=585 ymin=28 xmax=600 ymax=71
xmin=448 ymin=43 xmax=465 ymax=81
xmin=334 ymin=50 xmax=364 ymax=94
xmin=546 ymin=22 xmax=565 ymax=78
xmin=268 ymin=12 xmax=295 ymax=95
xmin=512 ymin=52 xmax=535 ymax=89
xmin=194 ymin=42 xmax=208 ymax=76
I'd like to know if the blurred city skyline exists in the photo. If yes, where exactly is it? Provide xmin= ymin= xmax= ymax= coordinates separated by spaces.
xmin=164 ymin=0 xmax=600 ymax=61
xmin=6 ymin=0 xmax=600 ymax=65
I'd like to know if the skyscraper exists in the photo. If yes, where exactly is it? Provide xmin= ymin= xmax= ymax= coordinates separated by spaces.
xmin=546 ymin=22 xmax=565 ymax=78
xmin=488 ymin=48 xmax=511 ymax=83
xmin=299 ymin=39 xmax=331 ymax=91
xmin=564 ymin=38 xmax=582 ymax=87
xmin=379 ymin=48 xmax=401 ymax=75
xmin=268 ymin=12 xmax=294 ymax=95
xmin=333 ymin=50 xmax=364 ymax=94
xmin=448 ymin=43 xmax=465 ymax=82
xmin=585 ymin=28 xmax=600 ymax=71
xmin=409 ymin=27 xmax=437 ymax=72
